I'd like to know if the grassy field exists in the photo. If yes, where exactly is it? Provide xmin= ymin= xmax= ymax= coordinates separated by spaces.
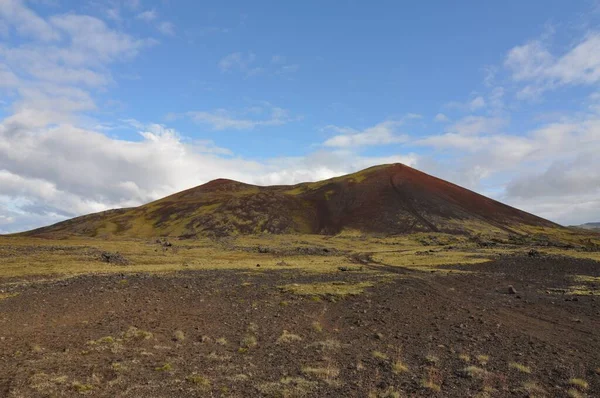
xmin=1 ymin=227 xmax=599 ymax=280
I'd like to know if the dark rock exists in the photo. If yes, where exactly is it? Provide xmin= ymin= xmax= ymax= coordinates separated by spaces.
xmin=100 ymin=252 xmax=129 ymax=265
xmin=508 ymin=285 xmax=517 ymax=294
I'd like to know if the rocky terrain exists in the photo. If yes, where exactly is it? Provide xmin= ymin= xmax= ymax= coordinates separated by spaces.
xmin=1 ymin=235 xmax=600 ymax=397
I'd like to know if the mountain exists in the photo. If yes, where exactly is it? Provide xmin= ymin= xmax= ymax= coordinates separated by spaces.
xmin=573 ymin=222 xmax=600 ymax=231
xmin=19 ymin=163 xmax=558 ymax=238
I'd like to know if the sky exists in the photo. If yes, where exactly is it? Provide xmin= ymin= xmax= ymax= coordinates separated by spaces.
xmin=1 ymin=0 xmax=600 ymax=233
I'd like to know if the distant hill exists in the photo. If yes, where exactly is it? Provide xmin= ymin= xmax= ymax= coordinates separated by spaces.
xmin=19 ymin=163 xmax=559 ymax=238
xmin=572 ymin=222 xmax=600 ymax=231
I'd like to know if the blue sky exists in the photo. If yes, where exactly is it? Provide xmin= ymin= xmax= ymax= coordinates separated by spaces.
xmin=1 ymin=0 xmax=600 ymax=232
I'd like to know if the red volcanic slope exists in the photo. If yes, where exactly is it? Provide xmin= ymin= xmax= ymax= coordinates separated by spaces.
xmin=20 ymin=164 xmax=558 ymax=238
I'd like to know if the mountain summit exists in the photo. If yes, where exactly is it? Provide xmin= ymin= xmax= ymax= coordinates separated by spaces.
xmin=21 ymin=164 xmax=557 ymax=238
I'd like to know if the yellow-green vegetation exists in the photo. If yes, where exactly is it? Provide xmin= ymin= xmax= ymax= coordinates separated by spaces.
xmin=564 ymin=275 xmax=600 ymax=296
xmin=87 ymin=335 xmax=123 ymax=353
xmin=240 ymin=334 xmax=257 ymax=349
xmin=215 ymin=337 xmax=228 ymax=346
xmin=155 ymin=363 xmax=173 ymax=372
xmin=368 ymin=386 xmax=402 ymax=398
xmin=28 ymin=373 xmax=69 ymax=394
xmin=421 ymin=372 xmax=442 ymax=392
xmin=374 ymin=249 xmax=489 ymax=272
xmin=88 ymin=336 xmax=115 ymax=345
xmin=567 ymin=389 xmax=585 ymax=398
xmin=2 ymin=227 xmax=600 ymax=279
xmin=568 ymin=378 xmax=589 ymax=390
xmin=308 ymin=339 xmax=341 ymax=351
xmin=522 ymin=381 xmax=545 ymax=395
xmin=573 ymin=275 xmax=600 ymax=283
xmin=276 ymin=330 xmax=303 ymax=344
xmin=123 ymin=326 xmax=153 ymax=341
xmin=425 ymin=354 xmax=439 ymax=364
xmin=372 ymin=351 xmax=388 ymax=360
xmin=72 ymin=381 xmax=94 ymax=393
xmin=458 ymin=353 xmax=471 ymax=362
xmin=301 ymin=365 xmax=340 ymax=381
xmin=509 ymin=362 xmax=531 ymax=374
xmin=476 ymin=354 xmax=490 ymax=365
xmin=312 ymin=321 xmax=323 ymax=332
xmin=257 ymin=376 xmax=318 ymax=397
xmin=461 ymin=366 xmax=486 ymax=378
xmin=187 ymin=374 xmax=211 ymax=388
xmin=280 ymin=281 xmax=374 ymax=297
xmin=0 ymin=292 xmax=19 ymax=300
xmin=173 ymin=330 xmax=185 ymax=342
xmin=392 ymin=360 xmax=409 ymax=374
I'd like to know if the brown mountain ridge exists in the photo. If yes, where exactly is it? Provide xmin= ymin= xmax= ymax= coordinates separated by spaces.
xmin=20 ymin=163 xmax=558 ymax=238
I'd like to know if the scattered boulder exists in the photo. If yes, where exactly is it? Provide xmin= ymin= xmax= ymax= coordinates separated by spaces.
xmin=528 ymin=249 xmax=540 ymax=257
xmin=155 ymin=238 xmax=172 ymax=247
xmin=100 ymin=252 xmax=129 ymax=265
xmin=508 ymin=285 xmax=517 ymax=295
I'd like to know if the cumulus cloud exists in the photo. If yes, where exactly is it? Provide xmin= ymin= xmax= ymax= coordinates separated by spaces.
xmin=1 ymin=1 xmax=598 ymax=233
xmin=323 ymin=121 xmax=408 ymax=148
xmin=186 ymin=104 xmax=294 ymax=130
xmin=434 ymin=113 xmax=449 ymax=123
xmin=505 ymin=32 xmax=600 ymax=98
xmin=0 ymin=0 xmax=59 ymax=41
xmin=447 ymin=116 xmax=507 ymax=135
xmin=218 ymin=52 xmax=258 ymax=74
xmin=157 ymin=21 xmax=175 ymax=36
xmin=445 ymin=96 xmax=487 ymax=112
xmin=136 ymin=10 xmax=157 ymax=22
xmin=0 ymin=120 xmax=420 ymax=232
xmin=416 ymin=113 xmax=600 ymax=224
xmin=0 ymin=4 xmax=155 ymax=128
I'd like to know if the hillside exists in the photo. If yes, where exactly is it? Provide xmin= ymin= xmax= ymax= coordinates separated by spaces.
xmin=20 ymin=163 xmax=559 ymax=238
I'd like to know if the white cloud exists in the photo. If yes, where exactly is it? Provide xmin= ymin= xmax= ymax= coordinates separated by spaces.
xmin=0 ymin=120 xmax=420 ymax=232
xmin=445 ymin=96 xmax=487 ymax=112
xmin=416 ymin=112 xmax=600 ymax=224
xmin=505 ymin=33 xmax=600 ymax=98
xmin=218 ymin=52 xmax=298 ymax=76
xmin=136 ymin=10 xmax=157 ymax=22
xmin=218 ymin=51 xmax=257 ymax=74
xmin=323 ymin=121 xmax=408 ymax=148
xmin=469 ymin=96 xmax=486 ymax=110
xmin=0 ymin=0 xmax=59 ymax=41
xmin=434 ymin=113 xmax=449 ymax=123
xmin=157 ymin=21 xmax=175 ymax=36
xmin=186 ymin=104 xmax=294 ymax=130
xmin=447 ymin=115 xmax=507 ymax=135
xmin=0 ymin=3 xmax=155 ymax=128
